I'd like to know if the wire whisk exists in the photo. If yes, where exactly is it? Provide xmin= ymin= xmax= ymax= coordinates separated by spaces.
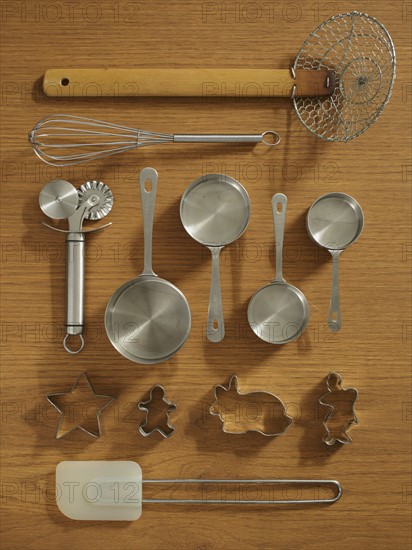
xmin=28 ymin=114 xmax=280 ymax=166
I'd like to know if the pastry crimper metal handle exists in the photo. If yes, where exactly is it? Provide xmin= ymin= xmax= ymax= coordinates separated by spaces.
xmin=65 ymin=232 xmax=85 ymax=350
xmin=54 ymin=197 xmax=108 ymax=354
xmin=39 ymin=179 xmax=113 ymax=353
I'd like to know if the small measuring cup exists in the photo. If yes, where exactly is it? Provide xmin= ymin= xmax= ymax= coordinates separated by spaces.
xmin=306 ymin=192 xmax=364 ymax=332
xmin=180 ymin=174 xmax=250 ymax=342
xmin=248 ymin=193 xmax=309 ymax=344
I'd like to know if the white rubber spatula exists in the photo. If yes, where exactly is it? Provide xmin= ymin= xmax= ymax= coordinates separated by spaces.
xmin=56 ymin=461 xmax=342 ymax=521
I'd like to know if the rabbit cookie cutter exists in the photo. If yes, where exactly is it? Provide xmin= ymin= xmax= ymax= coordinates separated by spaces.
xmin=138 ymin=385 xmax=176 ymax=438
xmin=319 ymin=372 xmax=358 ymax=445
xmin=210 ymin=375 xmax=293 ymax=436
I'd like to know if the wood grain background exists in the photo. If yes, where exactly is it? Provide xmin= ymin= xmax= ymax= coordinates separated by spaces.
xmin=1 ymin=1 xmax=411 ymax=548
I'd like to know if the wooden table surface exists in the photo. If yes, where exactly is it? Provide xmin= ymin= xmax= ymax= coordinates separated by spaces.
xmin=1 ymin=1 xmax=411 ymax=549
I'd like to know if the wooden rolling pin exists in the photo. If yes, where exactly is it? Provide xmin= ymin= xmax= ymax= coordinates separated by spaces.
xmin=42 ymin=68 xmax=335 ymax=98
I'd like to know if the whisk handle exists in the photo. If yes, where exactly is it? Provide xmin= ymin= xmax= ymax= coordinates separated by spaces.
xmin=174 ymin=131 xmax=280 ymax=146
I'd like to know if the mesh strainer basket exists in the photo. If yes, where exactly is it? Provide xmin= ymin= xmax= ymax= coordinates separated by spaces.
xmin=292 ymin=11 xmax=396 ymax=141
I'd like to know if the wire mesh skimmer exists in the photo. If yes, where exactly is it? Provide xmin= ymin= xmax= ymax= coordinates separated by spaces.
xmin=28 ymin=12 xmax=395 ymax=166
xmin=292 ymin=11 xmax=396 ymax=141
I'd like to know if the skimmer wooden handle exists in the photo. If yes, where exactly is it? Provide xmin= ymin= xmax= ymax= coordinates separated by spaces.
xmin=43 ymin=68 xmax=334 ymax=98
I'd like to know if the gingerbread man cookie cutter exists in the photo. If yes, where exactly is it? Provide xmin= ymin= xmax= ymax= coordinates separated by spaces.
xmin=319 ymin=372 xmax=358 ymax=445
xmin=138 ymin=385 xmax=176 ymax=438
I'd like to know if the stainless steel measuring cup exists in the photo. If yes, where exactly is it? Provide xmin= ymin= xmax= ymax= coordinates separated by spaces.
xmin=306 ymin=192 xmax=364 ymax=332
xmin=248 ymin=193 xmax=309 ymax=344
xmin=105 ymin=168 xmax=191 ymax=363
xmin=180 ymin=174 xmax=250 ymax=342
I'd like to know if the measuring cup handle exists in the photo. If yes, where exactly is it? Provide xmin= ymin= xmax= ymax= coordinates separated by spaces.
xmin=272 ymin=194 xmax=287 ymax=282
xmin=140 ymin=168 xmax=158 ymax=276
xmin=207 ymin=247 xmax=224 ymax=343
xmin=328 ymin=251 xmax=342 ymax=331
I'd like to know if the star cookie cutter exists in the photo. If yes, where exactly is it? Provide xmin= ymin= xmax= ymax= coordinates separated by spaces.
xmin=46 ymin=372 xmax=116 ymax=439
